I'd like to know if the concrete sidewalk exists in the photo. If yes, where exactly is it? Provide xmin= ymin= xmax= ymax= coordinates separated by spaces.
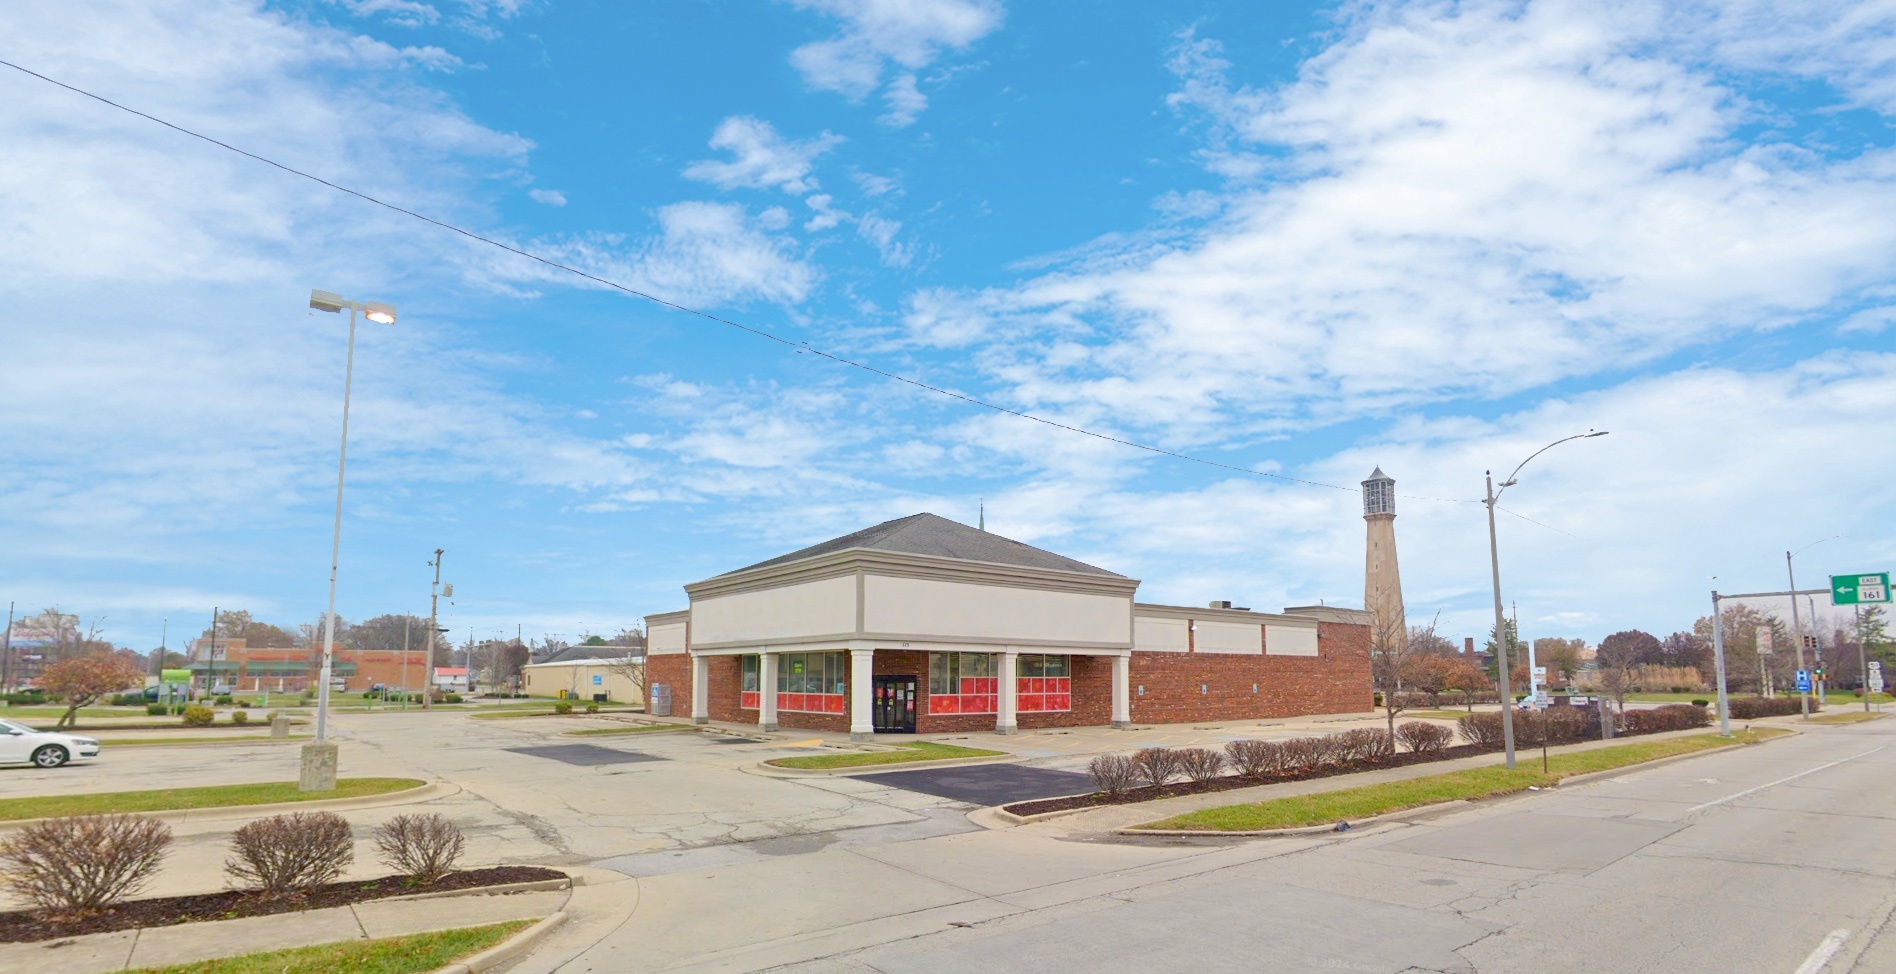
xmin=0 ymin=886 xmax=570 ymax=974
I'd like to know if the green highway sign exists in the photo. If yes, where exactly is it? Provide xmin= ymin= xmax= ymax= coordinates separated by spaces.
xmin=1832 ymin=573 xmax=1891 ymax=605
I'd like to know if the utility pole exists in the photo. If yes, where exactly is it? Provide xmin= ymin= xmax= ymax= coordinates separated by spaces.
xmin=1711 ymin=591 xmax=1731 ymax=737
xmin=425 ymin=549 xmax=445 ymax=711
xmin=1 ymin=601 xmax=13 ymax=693
xmin=400 ymin=617 xmax=411 ymax=711
xmin=208 ymin=606 xmax=219 ymax=696
xmin=1787 ymin=552 xmax=1810 ymax=718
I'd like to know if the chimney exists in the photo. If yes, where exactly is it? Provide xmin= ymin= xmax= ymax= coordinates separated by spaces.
xmin=1464 ymin=637 xmax=1474 ymax=654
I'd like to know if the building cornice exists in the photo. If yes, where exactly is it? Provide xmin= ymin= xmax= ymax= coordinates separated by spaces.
xmin=645 ymin=610 xmax=689 ymax=626
xmin=684 ymin=548 xmax=1140 ymax=601
xmin=1133 ymin=603 xmax=1317 ymax=628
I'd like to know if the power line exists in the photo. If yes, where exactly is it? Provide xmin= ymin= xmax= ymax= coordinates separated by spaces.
xmin=1 ymin=57 xmax=1480 ymax=503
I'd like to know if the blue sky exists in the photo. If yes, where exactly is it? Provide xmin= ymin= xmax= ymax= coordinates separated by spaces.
xmin=3 ymin=0 xmax=1893 ymax=652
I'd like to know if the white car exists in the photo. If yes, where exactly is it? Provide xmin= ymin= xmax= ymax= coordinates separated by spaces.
xmin=0 ymin=718 xmax=100 ymax=768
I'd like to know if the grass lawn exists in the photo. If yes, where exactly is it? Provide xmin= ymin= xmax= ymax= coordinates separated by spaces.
xmin=565 ymin=723 xmax=695 ymax=736
xmin=0 ymin=777 xmax=424 ymax=822
xmin=767 ymin=741 xmax=1005 ymax=770
xmin=3 ymin=706 xmax=154 ymax=720
xmin=125 ymin=920 xmax=531 ymax=974
xmin=1626 ymin=691 xmax=1896 ymax=705
xmin=1137 ymin=728 xmax=1791 ymax=832
xmin=1806 ymin=711 xmax=1885 ymax=724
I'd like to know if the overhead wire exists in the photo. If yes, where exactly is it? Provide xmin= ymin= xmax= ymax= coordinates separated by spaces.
xmin=3 ymin=56 xmax=1489 ymax=505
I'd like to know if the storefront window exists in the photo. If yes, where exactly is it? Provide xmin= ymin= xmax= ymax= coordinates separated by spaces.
xmin=928 ymin=652 xmax=997 ymax=715
xmin=1017 ymin=654 xmax=1071 ymax=712
xmin=775 ymin=652 xmax=847 ymax=713
xmin=740 ymin=655 xmax=760 ymax=710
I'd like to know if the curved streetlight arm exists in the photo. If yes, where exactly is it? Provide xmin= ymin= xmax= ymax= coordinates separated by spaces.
xmin=1492 ymin=430 xmax=1609 ymax=505
xmin=1790 ymin=535 xmax=1843 ymax=560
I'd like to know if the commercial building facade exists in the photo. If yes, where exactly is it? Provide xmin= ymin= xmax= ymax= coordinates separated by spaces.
xmin=184 ymin=639 xmax=431 ymax=693
xmin=645 ymin=514 xmax=1370 ymax=740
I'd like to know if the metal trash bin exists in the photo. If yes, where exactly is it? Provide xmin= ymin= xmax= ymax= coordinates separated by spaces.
xmin=650 ymin=684 xmax=672 ymax=717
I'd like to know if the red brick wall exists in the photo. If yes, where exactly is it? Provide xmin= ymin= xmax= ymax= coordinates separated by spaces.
xmin=1127 ymin=621 xmax=1372 ymax=724
xmin=717 ymin=655 xmax=849 ymax=733
xmin=644 ymin=654 xmax=691 ymax=717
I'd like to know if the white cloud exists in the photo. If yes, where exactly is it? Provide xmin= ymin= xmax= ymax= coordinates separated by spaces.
xmin=786 ymin=0 xmax=1002 ymax=126
xmin=856 ymin=213 xmax=912 ymax=266
xmin=683 ymin=116 xmax=842 ymax=195
xmin=907 ymin=2 xmax=1896 ymax=443
xmin=528 ymin=187 xmax=567 ymax=206
xmin=804 ymin=193 xmax=848 ymax=231
xmin=491 ymin=201 xmax=817 ymax=306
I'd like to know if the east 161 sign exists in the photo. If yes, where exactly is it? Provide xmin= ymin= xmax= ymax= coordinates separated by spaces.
xmin=1833 ymin=573 xmax=1891 ymax=605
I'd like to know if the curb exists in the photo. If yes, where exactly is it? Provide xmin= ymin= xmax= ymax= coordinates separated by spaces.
xmin=754 ymin=752 xmax=1021 ymax=777
xmin=431 ymin=911 xmax=568 ymax=974
xmin=0 ymin=780 xmax=457 ymax=832
xmin=387 ymin=876 xmax=574 ymax=902
xmin=1112 ymin=729 xmax=1797 ymax=838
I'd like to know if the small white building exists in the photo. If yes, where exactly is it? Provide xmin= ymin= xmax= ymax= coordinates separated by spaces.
xmin=432 ymin=666 xmax=470 ymax=693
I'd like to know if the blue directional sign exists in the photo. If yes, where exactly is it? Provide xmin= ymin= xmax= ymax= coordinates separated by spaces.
xmin=1795 ymin=670 xmax=1812 ymax=693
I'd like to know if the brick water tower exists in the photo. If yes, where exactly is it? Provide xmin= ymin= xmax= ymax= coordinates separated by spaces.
xmin=1362 ymin=467 xmax=1405 ymax=650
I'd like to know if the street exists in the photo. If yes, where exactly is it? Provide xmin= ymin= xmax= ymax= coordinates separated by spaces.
xmin=514 ymin=718 xmax=1896 ymax=974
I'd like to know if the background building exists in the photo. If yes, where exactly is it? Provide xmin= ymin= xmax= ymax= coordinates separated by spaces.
xmin=645 ymin=514 xmax=1370 ymax=740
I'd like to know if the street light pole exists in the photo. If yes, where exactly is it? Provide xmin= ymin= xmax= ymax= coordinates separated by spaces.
xmin=304 ymin=290 xmax=396 ymax=792
xmin=1711 ymin=591 xmax=1731 ymax=737
xmin=426 ymin=549 xmax=444 ymax=711
xmin=1485 ymin=472 xmax=1518 ymax=769
xmin=1483 ymin=430 xmax=1609 ymax=770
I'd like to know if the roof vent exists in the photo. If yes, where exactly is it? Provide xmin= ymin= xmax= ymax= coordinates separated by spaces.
xmin=1209 ymin=600 xmax=1233 ymax=609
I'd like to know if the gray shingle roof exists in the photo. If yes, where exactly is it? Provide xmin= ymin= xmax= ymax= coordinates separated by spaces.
xmin=720 ymin=513 xmax=1124 ymax=578
xmin=540 ymin=645 xmax=642 ymax=664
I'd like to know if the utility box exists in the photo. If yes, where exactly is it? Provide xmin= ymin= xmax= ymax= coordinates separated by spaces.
xmin=593 ymin=693 xmax=607 ymax=704
xmin=650 ymin=684 xmax=672 ymax=717
xmin=270 ymin=715 xmax=291 ymax=739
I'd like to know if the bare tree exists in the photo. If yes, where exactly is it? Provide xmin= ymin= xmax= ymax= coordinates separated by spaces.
xmin=1371 ymin=608 xmax=1440 ymax=740
xmin=1595 ymin=630 xmax=1654 ymax=717
xmin=599 ymin=648 xmax=646 ymax=705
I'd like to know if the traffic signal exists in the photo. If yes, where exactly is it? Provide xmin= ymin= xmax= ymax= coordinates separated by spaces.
xmin=1815 ymin=667 xmax=1825 ymax=679
xmin=1804 ymin=635 xmax=1818 ymax=649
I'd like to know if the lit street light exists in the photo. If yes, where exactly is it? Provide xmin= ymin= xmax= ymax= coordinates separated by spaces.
xmin=302 ymin=289 xmax=396 ymax=791
xmin=1484 ymin=430 xmax=1608 ymax=770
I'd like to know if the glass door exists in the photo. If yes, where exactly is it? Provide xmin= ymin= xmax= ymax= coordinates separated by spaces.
xmin=872 ymin=676 xmax=917 ymax=733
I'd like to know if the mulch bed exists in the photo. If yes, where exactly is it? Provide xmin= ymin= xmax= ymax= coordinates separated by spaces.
xmin=1003 ymin=744 xmax=1498 ymax=817
xmin=0 ymin=865 xmax=565 ymax=944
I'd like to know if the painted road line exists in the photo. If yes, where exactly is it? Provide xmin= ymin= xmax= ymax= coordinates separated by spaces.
xmin=1686 ymin=746 xmax=1887 ymax=815
xmin=1792 ymin=928 xmax=1850 ymax=974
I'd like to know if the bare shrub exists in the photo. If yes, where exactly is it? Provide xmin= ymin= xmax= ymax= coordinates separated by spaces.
xmin=1176 ymin=748 xmax=1226 ymax=784
xmin=225 ymin=811 xmax=354 ymax=897
xmin=1087 ymin=754 xmax=1139 ymax=795
xmin=1624 ymin=703 xmax=1714 ymax=734
xmin=1131 ymin=747 xmax=1183 ymax=788
xmin=1278 ymin=736 xmax=1326 ymax=772
xmin=1224 ymin=739 xmax=1284 ymax=778
xmin=1395 ymin=721 xmax=1453 ymax=754
xmin=1457 ymin=712 xmax=1507 ymax=749
xmin=1335 ymin=728 xmax=1393 ymax=762
xmin=373 ymin=813 xmax=465 ymax=885
xmin=0 ymin=814 xmax=172 ymax=917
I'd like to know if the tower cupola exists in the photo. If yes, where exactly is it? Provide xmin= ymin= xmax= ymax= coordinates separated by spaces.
xmin=1362 ymin=467 xmax=1395 ymax=517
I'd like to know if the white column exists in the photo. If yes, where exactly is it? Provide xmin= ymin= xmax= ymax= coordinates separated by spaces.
xmin=690 ymin=653 xmax=710 ymax=725
xmin=997 ymin=650 xmax=1019 ymax=735
xmin=1111 ymin=653 xmax=1131 ymax=729
xmin=849 ymin=648 xmax=875 ymax=742
xmin=759 ymin=652 xmax=779 ymax=732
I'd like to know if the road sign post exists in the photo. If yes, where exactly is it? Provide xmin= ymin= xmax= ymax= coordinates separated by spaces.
xmin=1795 ymin=670 xmax=1811 ymax=694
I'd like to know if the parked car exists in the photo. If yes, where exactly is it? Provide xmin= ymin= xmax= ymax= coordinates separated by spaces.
xmin=0 ymin=718 xmax=100 ymax=768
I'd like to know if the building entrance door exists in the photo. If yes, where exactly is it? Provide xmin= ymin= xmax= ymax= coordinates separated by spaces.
xmin=872 ymin=675 xmax=916 ymax=733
